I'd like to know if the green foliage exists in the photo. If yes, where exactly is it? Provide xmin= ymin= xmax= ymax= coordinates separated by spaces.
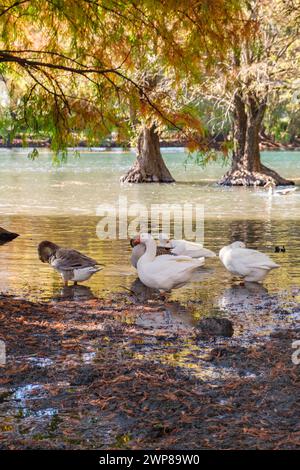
xmin=184 ymin=149 xmax=230 ymax=169
xmin=190 ymin=0 xmax=300 ymax=155
xmin=0 ymin=0 xmax=245 ymax=156
xmin=2 ymin=0 xmax=298 ymax=160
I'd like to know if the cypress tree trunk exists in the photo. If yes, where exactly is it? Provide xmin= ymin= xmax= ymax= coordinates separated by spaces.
xmin=120 ymin=124 xmax=175 ymax=183
xmin=219 ymin=93 xmax=294 ymax=186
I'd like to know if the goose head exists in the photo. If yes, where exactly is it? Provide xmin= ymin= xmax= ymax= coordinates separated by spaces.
xmin=131 ymin=233 xmax=153 ymax=245
xmin=230 ymin=241 xmax=246 ymax=249
xmin=264 ymin=180 xmax=276 ymax=194
xmin=38 ymin=240 xmax=60 ymax=262
xmin=135 ymin=232 xmax=152 ymax=244
xmin=130 ymin=235 xmax=146 ymax=268
xmin=158 ymin=232 xmax=171 ymax=248
xmin=130 ymin=235 xmax=139 ymax=248
xmin=219 ymin=240 xmax=246 ymax=260
xmin=264 ymin=180 xmax=276 ymax=188
xmin=133 ymin=233 xmax=157 ymax=261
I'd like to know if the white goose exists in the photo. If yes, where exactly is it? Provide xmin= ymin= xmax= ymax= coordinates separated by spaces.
xmin=134 ymin=233 xmax=205 ymax=291
xmin=158 ymin=233 xmax=216 ymax=258
xmin=219 ymin=241 xmax=280 ymax=283
xmin=264 ymin=181 xmax=297 ymax=196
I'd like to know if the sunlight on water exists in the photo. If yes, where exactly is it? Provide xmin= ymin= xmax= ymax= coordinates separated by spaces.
xmin=0 ymin=216 xmax=299 ymax=315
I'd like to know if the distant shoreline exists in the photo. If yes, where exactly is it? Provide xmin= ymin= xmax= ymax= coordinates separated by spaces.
xmin=1 ymin=139 xmax=300 ymax=151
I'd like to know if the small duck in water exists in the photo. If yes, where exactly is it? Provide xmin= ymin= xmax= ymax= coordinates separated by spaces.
xmin=0 ymin=227 xmax=19 ymax=245
xmin=274 ymin=245 xmax=286 ymax=253
xmin=38 ymin=240 xmax=103 ymax=286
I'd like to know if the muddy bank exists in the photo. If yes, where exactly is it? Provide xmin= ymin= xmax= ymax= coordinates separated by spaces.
xmin=0 ymin=291 xmax=299 ymax=450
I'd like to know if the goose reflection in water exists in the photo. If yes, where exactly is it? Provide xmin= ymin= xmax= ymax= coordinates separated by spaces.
xmin=52 ymin=285 xmax=96 ymax=301
xmin=128 ymin=279 xmax=194 ymax=330
xmin=128 ymin=265 xmax=215 ymax=303
xmin=127 ymin=278 xmax=161 ymax=302
xmin=218 ymin=282 xmax=270 ymax=311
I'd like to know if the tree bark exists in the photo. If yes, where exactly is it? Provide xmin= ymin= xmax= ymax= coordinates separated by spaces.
xmin=219 ymin=92 xmax=294 ymax=186
xmin=120 ymin=124 xmax=175 ymax=183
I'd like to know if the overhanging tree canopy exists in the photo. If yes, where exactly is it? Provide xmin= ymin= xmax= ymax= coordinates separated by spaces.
xmin=0 ymin=0 xmax=245 ymax=162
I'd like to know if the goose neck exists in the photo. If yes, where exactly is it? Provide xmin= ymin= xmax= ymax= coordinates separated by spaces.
xmin=141 ymin=238 xmax=157 ymax=262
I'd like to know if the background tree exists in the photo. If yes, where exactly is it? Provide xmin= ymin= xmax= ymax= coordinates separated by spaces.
xmin=116 ymin=0 xmax=246 ymax=183
xmin=263 ymin=77 xmax=300 ymax=147
xmin=0 ymin=0 xmax=244 ymax=177
xmin=120 ymin=72 xmax=176 ymax=183
xmin=0 ymin=0 xmax=139 ymax=156
xmin=196 ymin=0 xmax=300 ymax=186
xmin=120 ymin=70 xmax=204 ymax=183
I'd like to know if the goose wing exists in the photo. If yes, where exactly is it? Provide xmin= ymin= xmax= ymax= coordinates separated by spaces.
xmin=276 ymin=187 xmax=297 ymax=195
xmin=170 ymin=240 xmax=196 ymax=255
xmin=151 ymin=256 xmax=205 ymax=287
xmin=147 ymin=254 xmax=204 ymax=275
xmin=172 ymin=247 xmax=216 ymax=258
xmin=51 ymin=248 xmax=100 ymax=271
xmin=230 ymin=248 xmax=279 ymax=273
xmin=171 ymin=240 xmax=215 ymax=258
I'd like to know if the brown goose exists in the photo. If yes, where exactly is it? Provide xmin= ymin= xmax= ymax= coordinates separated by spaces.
xmin=0 ymin=227 xmax=19 ymax=245
xmin=130 ymin=235 xmax=172 ymax=268
xmin=38 ymin=240 xmax=103 ymax=286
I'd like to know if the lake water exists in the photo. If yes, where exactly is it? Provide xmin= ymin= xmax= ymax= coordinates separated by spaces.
xmin=1 ymin=147 xmax=299 ymax=450
xmin=0 ymin=148 xmax=300 ymax=310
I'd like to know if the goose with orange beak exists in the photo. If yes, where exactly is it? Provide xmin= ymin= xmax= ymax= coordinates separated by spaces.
xmin=133 ymin=233 xmax=205 ymax=291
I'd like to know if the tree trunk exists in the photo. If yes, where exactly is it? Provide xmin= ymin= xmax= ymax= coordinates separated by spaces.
xmin=120 ymin=124 xmax=175 ymax=183
xmin=219 ymin=93 xmax=294 ymax=186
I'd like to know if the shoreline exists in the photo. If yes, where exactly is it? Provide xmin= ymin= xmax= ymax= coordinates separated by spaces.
xmin=1 ymin=140 xmax=300 ymax=152
xmin=0 ymin=289 xmax=299 ymax=449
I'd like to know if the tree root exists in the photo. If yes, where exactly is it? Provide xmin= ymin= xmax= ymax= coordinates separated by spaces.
xmin=120 ymin=162 xmax=175 ymax=183
xmin=219 ymin=165 xmax=294 ymax=186
xmin=120 ymin=124 xmax=175 ymax=184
